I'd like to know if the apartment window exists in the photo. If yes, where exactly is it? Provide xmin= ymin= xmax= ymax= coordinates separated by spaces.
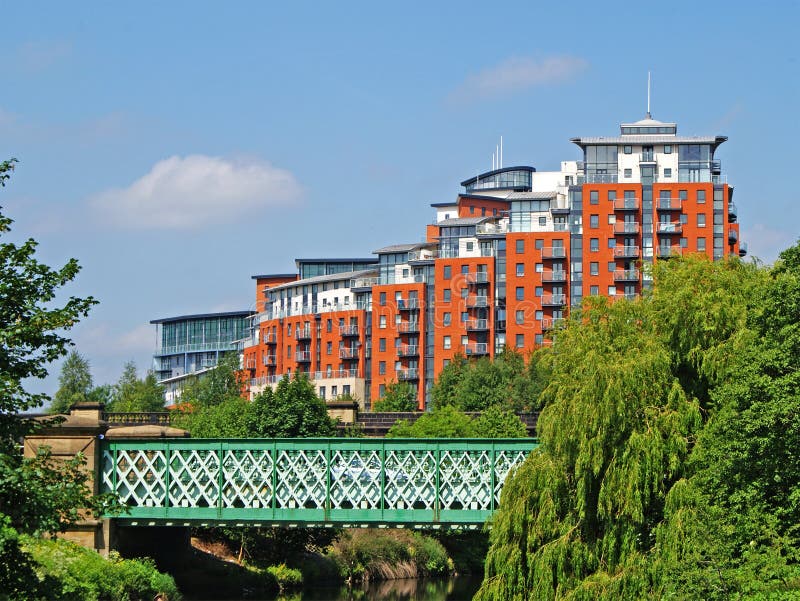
xmin=607 ymin=190 xmax=616 ymax=201
xmin=443 ymin=335 xmax=451 ymax=350
xmin=466 ymin=241 xmax=474 ymax=252
xmin=461 ymin=265 xmax=469 ymax=274
xmin=516 ymin=263 xmax=525 ymax=277
xmin=535 ymin=263 xmax=544 ymax=272
xmin=515 ymin=334 xmax=525 ymax=348
xmin=460 ymin=287 xmax=468 ymax=298
xmin=607 ymin=238 xmax=616 ymax=248
xmin=623 ymin=145 xmax=632 ymax=154
xmin=443 ymin=312 xmax=451 ymax=326
xmin=443 ymin=265 xmax=451 ymax=279
xmin=680 ymin=214 xmax=688 ymax=224
xmin=516 ymin=287 xmax=524 ymax=301
xmin=624 ymin=168 xmax=632 ymax=178
xmin=515 ymin=239 xmax=524 ymax=254
xmin=538 ymin=216 xmax=547 ymax=226
xmin=481 ymin=207 xmax=486 ymax=216
xmin=697 ymin=237 xmax=707 ymax=251
xmin=326 ymin=342 xmax=332 ymax=355
xmin=535 ymin=286 xmax=543 ymax=297
xmin=535 ymin=310 xmax=543 ymax=320
xmin=379 ymin=338 xmax=386 ymax=352
xmin=697 ymin=190 xmax=706 ymax=203
xmin=664 ymin=145 xmax=672 ymax=154
xmin=379 ymin=361 xmax=386 ymax=375
xmin=608 ymin=285 xmax=617 ymax=296
xmin=664 ymin=168 xmax=672 ymax=178
xmin=608 ymin=261 xmax=616 ymax=272
xmin=590 ymin=190 xmax=599 ymax=205
xmin=379 ymin=316 xmax=387 ymax=329
xmin=470 ymin=206 xmax=475 ymax=214
xmin=319 ymin=387 xmax=326 ymax=400
xmin=535 ymin=239 xmax=544 ymax=250
xmin=443 ymin=359 xmax=450 ymax=367
xmin=379 ymin=292 xmax=386 ymax=306
xmin=680 ymin=237 xmax=688 ymax=248
xmin=590 ymin=238 xmax=599 ymax=252
xmin=515 ymin=310 xmax=525 ymax=325
xmin=443 ymin=289 xmax=451 ymax=302
xmin=331 ymin=386 xmax=338 ymax=396
xmin=402 ymin=268 xmax=409 ymax=278
xmin=535 ymin=334 xmax=544 ymax=345
xmin=461 ymin=335 xmax=468 ymax=347
xmin=680 ymin=190 xmax=688 ymax=200
xmin=590 ymin=214 xmax=599 ymax=228
xmin=287 ymin=345 xmax=292 ymax=358
xmin=287 ymin=323 xmax=292 ymax=337
xmin=590 ymin=262 xmax=599 ymax=276
xmin=608 ymin=214 xmax=616 ymax=225
xmin=461 ymin=312 xmax=468 ymax=322
xmin=343 ymin=385 xmax=350 ymax=396
xmin=590 ymin=285 xmax=599 ymax=295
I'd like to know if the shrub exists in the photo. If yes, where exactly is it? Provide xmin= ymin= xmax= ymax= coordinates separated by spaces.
xmin=266 ymin=563 xmax=303 ymax=591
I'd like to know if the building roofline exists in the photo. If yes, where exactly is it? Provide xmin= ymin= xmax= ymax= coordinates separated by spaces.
xmin=251 ymin=273 xmax=297 ymax=280
xmin=430 ymin=202 xmax=458 ymax=208
xmin=294 ymin=257 xmax=379 ymax=264
xmin=150 ymin=310 xmax=255 ymax=325
xmin=460 ymin=166 xmax=536 ymax=188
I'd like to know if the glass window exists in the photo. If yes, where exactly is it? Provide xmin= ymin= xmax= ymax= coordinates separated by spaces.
xmin=590 ymin=215 xmax=599 ymax=228
xmin=664 ymin=168 xmax=672 ymax=178
xmin=607 ymin=190 xmax=616 ymax=201
xmin=443 ymin=336 xmax=451 ymax=350
xmin=326 ymin=342 xmax=332 ymax=355
xmin=535 ymin=334 xmax=543 ymax=345
xmin=624 ymin=145 xmax=632 ymax=154
xmin=516 ymin=263 xmax=524 ymax=276
xmin=590 ymin=190 xmax=599 ymax=204
xmin=590 ymin=262 xmax=599 ymax=275
xmin=379 ymin=361 xmax=386 ymax=375
xmin=515 ymin=287 xmax=524 ymax=301
xmin=515 ymin=239 xmax=524 ymax=253
xmin=466 ymin=241 xmax=474 ymax=252
xmin=590 ymin=285 xmax=599 ymax=295
xmin=697 ymin=237 xmax=706 ymax=251
xmin=697 ymin=213 xmax=706 ymax=227
xmin=379 ymin=316 xmax=386 ymax=329
xmin=515 ymin=310 xmax=525 ymax=325
xmin=608 ymin=285 xmax=617 ymax=296
xmin=535 ymin=310 xmax=543 ymax=320
xmin=535 ymin=286 xmax=543 ymax=297
xmin=679 ymin=190 xmax=688 ymax=200
xmin=697 ymin=190 xmax=706 ymax=203
xmin=443 ymin=265 xmax=451 ymax=279
xmin=608 ymin=261 xmax=616 ymax=272
xmin=460 ymin=287 xmax=468 ymax=298
xmin=664 ymin=145 xmax=672 ymax=154
xmin=379 ymin=292 xmax=386 ymax=306
xmin=461 ymin=265 xmax=469 ymax=274
xmin=680 ymin=237 xmax=688 ymax=248
xmin=461 ymin=312 xmax=468 ymax=322
xmin=590 ymin=238 xmax=599 ymax=252
xmin=515 ymin=334 xmax=525 ymax=348
xmin=535 ymin=239 xmax=544 ymax=250
xmin=624 ymin=169 xmax=632 ymax=178
xmin=538 ymin=216 xmax=547 ymax=226
xmin=443 ymin=289 xmax=451 ymax=302
xmin=379 ymin=338 xmax=386 ymax=352
xmin=443 ymin=312 xmax=451 ymax=326
xmin=535 ymin=263 xmax=543 ymax=272
xmin=379 ymin=384 xmax=386 ymax=397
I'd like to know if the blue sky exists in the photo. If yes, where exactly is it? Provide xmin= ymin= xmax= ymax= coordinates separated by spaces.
xmin=3 ymin=1 xmax=798 ymax=397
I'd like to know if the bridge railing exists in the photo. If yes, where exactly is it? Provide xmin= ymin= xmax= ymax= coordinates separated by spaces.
xmin=100 ymin=438 xmax=536 ymax=526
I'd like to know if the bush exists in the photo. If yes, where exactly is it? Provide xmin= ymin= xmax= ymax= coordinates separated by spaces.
xmin=266 ymin=563 xmax=303 ymax=591
xmin=22 ymin=536 xmax=181 ymax=601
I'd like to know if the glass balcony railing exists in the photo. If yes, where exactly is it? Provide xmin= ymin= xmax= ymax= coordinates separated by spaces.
xmin=613 ymin=198 xmax=640 ymax=210
xmin=613 ymin=245 xmax=640 ymax=258
xmin=614 ymin=222 xmax=640 ymax=234
xmin=613 ymin=269 xmax=640 ymax=282
xmin=541 ymin=247 xmax=567 ymax=259
xmin=464 ymin=343 xmax=489 ymax=356
xmin=656 ymin=198 xmax=682 ymax=211
xmin=397 ymin=368 xmax=419 ymax=381
xmin=541 ymin=294 xmax=567 ymax=306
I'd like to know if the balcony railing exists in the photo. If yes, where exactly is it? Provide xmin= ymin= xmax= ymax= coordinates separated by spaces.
xmin=408 ymin=250 xmax=439 ymax=262
xmin=476 ymin=222 xmax=509 ymax=235
xmin=728 ymin=229 xmax=738 ymax=243
xmin=639 ymin=152 xmax=656 ymax=163
xmin=466 ymin=296 xmax=489 ymax=308
xmin=397 ymin=345 xmax=419 ymax=357
xmin=613 ymin=269 xmax=640 ymax=282
xmin=613 ymin=198 xmax=640 ymax=211
xmin=466 ymin=272 xmax=490 ymax=285
xmin=339 ymin=325 xmax=359 ymax=337
xmin=264 ymin=332 xmax=277 ymax=344
xmin=541 ymin=294 xmax=567 ymax=307
xmin=339 ymin=347 xmax=359 ymax=359
xmin=656 ymin=247 xmax=683 ymax=258
xmin=584 ymin=174 xmax=618 ymax=184
xmin=295 ymin=351 xmax=312 ymax=362
xmin=263 ymin=354 xmax=276 ymax=366
xmin=350 ymin=276 xmax=379 ymax=289
xmin=541 ymin=270 xmax=567 ymax=283
xmin=251 ymin=369 xmax=363 ymax=388
xmin=397 ymin=368 xmax=419 ymax=381
xmin=296 ymin=328 xmax=313 ymax=340
xmin=154 ymin=341 xmax=239 ymax=355
xmin=613 ymin=245 xmax=640 ymax=258
xmin=657 ymin=223 xmax=683 ymax=234
xmin=728 ymin=202 xmax=738 ymax=221
xmin=465 ymin=319 xmax=489 ymax=331
xmin=541 ymin=247 xmax=567 ymax=259
xmin=464 ymin=343 xmax=489 ymax=356
xmin=614 ymin=222 xmax=640 ymax=234
xmin=397 ymin=322 xmax=420 ymax=333
xmin=656 ymin=198 xmax=682 ymax=211
xmin=541 ymin=317 xmax=565 ymax=330
xmin=398 ymin=298 xmax=420 ymax=311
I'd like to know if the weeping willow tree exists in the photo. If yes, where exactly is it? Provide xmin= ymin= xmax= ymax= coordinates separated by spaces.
xmin=476 ymin=256 xmax=760 ymax=601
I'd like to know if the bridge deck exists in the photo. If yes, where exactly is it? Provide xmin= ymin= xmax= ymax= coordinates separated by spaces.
xmin=101 ymin=438 xmax=536 ymax=527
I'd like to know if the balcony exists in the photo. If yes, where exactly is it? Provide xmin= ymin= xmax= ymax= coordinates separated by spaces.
xmin=614 ymin=222 xmax=640 ymax=234
xmin=339 ymin=347 xmax=359 ymax=360
xmin=313 ymin=368 xmax=361 ymax=380
xmin=466 ymin=318 xmax=489 ymax=331
xmin=466 ymin=296 xmax=489 ymax=308
xmin=656 ymin=223 xmax=683 ymax=234
xmin=476 ymin=222 xmax=509 ymax=236
xmin=397 ymin=368 xmax=419 ymax=381
xmin=639 ymin=152 xmax=656 ymax=163
xmin=397 ymin=345 xmax=419 ymax=357
xmin=263 ymin=354 xmax=276 ymax=366
xmin=728 ymin=202 xmax=738 ymax=222
xmin=656 ymin=198 xmax=682 ymax=211
xmin=728 ymin=229 xmax=738 ymax=243
xmin=464 ymin=343 xmax=489 ymax=356
xmin=613 ymin=198 xmax=640 ymax=211
xmin=296 ymin=328 xmax=313 ymax=341
xmin=613 ymin=269 xmax=640 ymax=282
xmin=339 ymin=324 xmax=359 ymax=337
xmin=585 ymin=173 xmax=618 ymax=184
xmin=264 ymin=332 xmax=277 ymax=345
xmin=541 ymin=247 xmax=567 ymax=259
xmin=613 ymin=245 xmax=640 ymax=258
xmin=295 ymin=351 xmax=312 ymax=363
xmin=656 ymin=246 xmax=683 ymax=259
xmin=541 ymin=294 xmax=567 ymax=307
xmin=397 ymin=321 xmax=420 ymax=333
xmin=467 ymin=272 xmax=490 ymax=285
xmin=408 ymin=250 xmax=438 ymax=263
xmin=243 ymin=356 xmax=257 ymax=370
xmin=541 ymin=270 xmax=567 ymax=283
xmin=398 ymin=298 xmax=420 ymax=311
xmin=541 ymin=317 xmax=565 ymax=331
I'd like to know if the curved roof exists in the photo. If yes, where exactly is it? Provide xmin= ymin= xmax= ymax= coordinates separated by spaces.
xmin=150 ymin=310 xmax=255 ymax=325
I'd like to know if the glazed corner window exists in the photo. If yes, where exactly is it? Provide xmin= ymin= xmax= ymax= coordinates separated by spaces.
xmin=590 ymin=190 xmax=599 ymax=204
xmin=515 ymin=239 xmax=524 ymax=254
xmin=623 ymin=145 xmax=632 ymax=154
xmin=443 ymin=265 xmax=452 ymax=279
xmin=379 ymin=292 xmax=386 ymax=306
xmin=624 ymin=168 xmax=632 ymax=178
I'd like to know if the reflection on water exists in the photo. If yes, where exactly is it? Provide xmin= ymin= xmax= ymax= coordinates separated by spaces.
xmin=276 ymin=575 xmax=481 ymax=601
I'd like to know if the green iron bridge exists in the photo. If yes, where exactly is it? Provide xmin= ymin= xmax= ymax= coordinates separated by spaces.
xmin=101 ymin=438 xmax=536 ymax=528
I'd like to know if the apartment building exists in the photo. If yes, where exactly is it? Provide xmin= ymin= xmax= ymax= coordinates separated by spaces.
xmin=235 ymin=113 xmax=745 ymax=409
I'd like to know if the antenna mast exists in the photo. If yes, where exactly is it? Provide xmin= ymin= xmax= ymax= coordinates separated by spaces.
xmin=647 ymin=71 xmax=651 ymax=118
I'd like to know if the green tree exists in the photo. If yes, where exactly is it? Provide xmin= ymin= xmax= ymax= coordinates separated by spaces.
xmin=106 ymin=361 xmax=165 ymax=412
xmin=472 ymin=404 xmax=527 ymax=438
xmin=372 ymin=381 xmax=417 ymax=412
xmin=387 ymin=405 xmax=477 ymax=438
xmin=180 ymin=352 xmax=244 ymax=407
xmin=0 ymin=159 xmax=111 ymax=599
xmin=174 ymin=397 xmax=251 ymax=438
xmin=477 ymin=256 xmax=760 ymax=601
xmin=246 ymin=374 xmax=334 ymax=438
xmin=48 ymin=351 xmax=93 ymax=414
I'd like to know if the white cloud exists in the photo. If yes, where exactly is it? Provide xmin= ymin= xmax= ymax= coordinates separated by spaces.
xmin=89 ymin=155 xmax=303 ymax=229
xmin=742 ymin=223 xmax=796 ymax=265
xmin=451 ymin=55 xmax=588 ymax=101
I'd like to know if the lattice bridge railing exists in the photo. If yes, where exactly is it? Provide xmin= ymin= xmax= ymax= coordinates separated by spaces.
xmin=100 ymin=438 xmax=536 ymax=527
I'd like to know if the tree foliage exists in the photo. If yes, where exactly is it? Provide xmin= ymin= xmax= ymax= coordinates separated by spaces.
xmin=246 ymin=374 xmax=335 ymax=438
xmin=179 ymin=352 xmax=244 ymax=408
xmin=105 ymin=362 xmax=165 ymax=412
xmin=372 ymin=381 xmax=417 ymax=412
xmin=386 ymin=404 xmax=527 ymax=439
xmin=477 ymin=255 xmax=771 ymax=600
xmin=49 ymin=351 xmax=93 ymax=414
